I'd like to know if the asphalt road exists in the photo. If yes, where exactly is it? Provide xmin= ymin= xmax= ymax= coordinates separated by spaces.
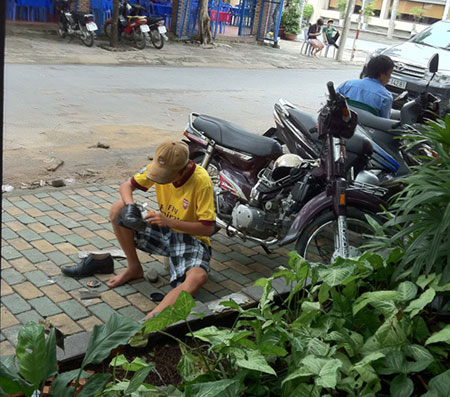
xmin=4 ymin=64 xmax=360 ymax=186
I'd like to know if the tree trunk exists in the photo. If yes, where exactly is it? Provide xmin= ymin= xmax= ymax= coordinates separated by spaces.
xmin=110 ymin=0 xmax=120 ymax=47
xmin=198 ymin=0 xmax=213 ymax=44
xmin=336 ymin=0 xmax=356 ymax=62
xmin=387 ymin=0 xmax=399 ymax=39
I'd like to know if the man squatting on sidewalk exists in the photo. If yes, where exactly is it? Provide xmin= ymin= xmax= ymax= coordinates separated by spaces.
xmin=108 ymin=140 xmax=216 ymax=319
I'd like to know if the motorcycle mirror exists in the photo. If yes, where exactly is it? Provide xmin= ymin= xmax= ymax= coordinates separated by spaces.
xmin=428 ymin=54 xmax=439 ymax=74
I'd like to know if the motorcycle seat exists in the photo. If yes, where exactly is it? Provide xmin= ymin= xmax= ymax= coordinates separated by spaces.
xmin=288 ymin=108 xmax=318 ymax=138
xmin=349 ymin=106 xmax=401 ymax=135
xmin=72 ymin=11 xmax=93 ymax=22
xmin=147 ymin=16 xmax=164 ymax=24
xmin=128 ymin=15 xmax=146 ymax=21
xmin=193 ymin=115 xmax=282 ymax=158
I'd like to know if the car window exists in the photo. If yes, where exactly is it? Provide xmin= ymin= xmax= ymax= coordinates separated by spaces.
xmin=411 ymin=21 xmax=450 ymax=50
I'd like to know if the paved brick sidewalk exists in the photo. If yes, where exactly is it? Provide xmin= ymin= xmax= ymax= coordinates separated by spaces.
xmin=1 ymin=184 xmax=291 ymax=359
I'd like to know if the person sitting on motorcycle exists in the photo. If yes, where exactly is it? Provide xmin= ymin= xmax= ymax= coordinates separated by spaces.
xmin=337 ymin=55 xmax=394 ymax=118
xmin=108 ymin=140 xmax=216 ymax=319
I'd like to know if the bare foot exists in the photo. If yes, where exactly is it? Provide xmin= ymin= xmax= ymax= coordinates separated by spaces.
xmin=107 ymin=269 xmax=143 ymax=288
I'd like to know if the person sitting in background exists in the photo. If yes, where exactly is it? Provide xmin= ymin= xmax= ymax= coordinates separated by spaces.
xmin=323 ymin=19 xmax=340 ymax=49
xmin=337 ymin=55 xmax=394 ymax=118
xmin=307 ymin=18 xmax=324 ymax=56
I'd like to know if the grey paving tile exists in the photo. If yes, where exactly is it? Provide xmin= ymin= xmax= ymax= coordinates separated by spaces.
xmin=49 ymin=192 xmax=68 ymax=200
xmin=73 ymin=206 xmax=94 ymax=215
xmin=208 ymin=269 xmax=228 ymax=283
xmin=15 ymin=214 xmax=36 ymax=225
xmin=144 ymin=260 xmax=169 ymax=277
xmin=53 ymin=275 xmax=82 ymax=291
xmin=242 ymin=286 xmax=263 ymax=302
xmin=35 ymin=192 xmax=50 ymax=198
xmin=16 ymin=310 xmax=44 ymax=325
xmin=24 ymin=270 xmax=52 ymax=287
xmin=1 ymin=268 xmax=26 ymax=285
xmin=250 ymin=254 xmax=280 ymax=269
xmin=79 ymin=220 xmax=103 ymax=231
xmin=2 ymin=293 xmax=31 ymax=314
xmin=68 ymin=194 xmax=89 ymax=202
xmin=194 ymin=288 xmax=217 ymax=303
xmin=93 ymin=208 xmax=110 ymax=217
xmin=113 ymin=284 xmax=138 ymax=297
xmin=16 ymin=229 xmax=42 ymax=241
xmin=34 ymin=202 xmax=53 ymax=211
xmin=221 ymin=269 xmax=251 ymax=285
xmin=89 ymin=303 xmax=116 ymax=322
xmin=59 ymin=219 xmax=81 ymax=229
xmin=64 ymin=234 xmax=89 ymax=247
xmin=21 ymin=249 xmax=48 ymax=264
xmin=2 ymin=228 xmax=18 ymax=240
xmin=214 ymin=288 xmax=233 ymax=298
xmin=89 ymin=236 xmax=113 ymax=249
xmin=226 ymin=251 xmax=254 ymax=265
xmin=58 ymin=299 xmax=90 ymax=320
xmin=52 ymin=204 xmax=72 ymax=214
xmin=118 ymin=306 xmax=145 ymax=321
xmin=1 ymin=246 xmax=22 ymax=260
xmin=210 ymin=250 xmax=232 ymax=263
xmin=14 ymin=201 xmax=33 ymax=210
xmin=86 ymin=187 xmax=100 ymax=192
xmin=2 ymin=213 xmax=15 ymax=223
xmin=29 ymin=296 xmax=62 ymax=317
xmin=35 ymin=216 xmax=60 ymax=227
xmin=41 ymin=232 xmax=66 ymax=244
xmin=89 ymin=196 xmax=106 ymax=204
xmin=2 ymin=325 xmax=22 ymax=345
xmin=57 ymin=332 xmax=90 ymax=362
xmin=2 ymin=199 xmax=13 ymax=208
xmin=246 ymin=272 xmax=265 ymax=282
xmin=47 ymin=251 xmax=72 ymax=265
xmin=100 ymin=186 xmax=117 ymax=194
xmin=131 ymin=281 xmax=162 ymax=297
xmin=0 ymin=333 xmax=5 ymax=342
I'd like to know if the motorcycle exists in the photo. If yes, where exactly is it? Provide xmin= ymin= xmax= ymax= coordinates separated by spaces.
xmin=103 ymin=1 xmax=149 ymax=49
xmin=147 ymin=16 xmax=169 ymax=49
xmin=267 ymin=54 xmax=441 ymax=184
xmin=56 ymin=0 xmax=98 ymax=47
xmin=183 ymin=83 xmax=388 ymax=264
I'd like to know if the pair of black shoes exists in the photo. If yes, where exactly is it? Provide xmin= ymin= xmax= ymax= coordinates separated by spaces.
xmin=61 ymin=253 xmax=114 ymax=278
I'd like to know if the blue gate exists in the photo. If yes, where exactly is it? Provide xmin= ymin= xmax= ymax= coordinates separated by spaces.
xmin=257 ymin=0 xmax=283 ymax=46
xmin=176 ymin=0 xmax=257 ymax=40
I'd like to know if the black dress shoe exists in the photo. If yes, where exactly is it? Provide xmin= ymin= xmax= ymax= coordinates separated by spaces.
xmin=61 ymin=253 xmax=114 ymax=278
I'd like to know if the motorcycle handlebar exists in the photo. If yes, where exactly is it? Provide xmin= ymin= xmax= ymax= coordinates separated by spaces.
xmin=327 ymin=82 xmax=336 ymax=100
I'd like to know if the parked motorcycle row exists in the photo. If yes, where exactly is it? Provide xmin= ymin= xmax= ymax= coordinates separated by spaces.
xmin=183 ymin=54 xmax=441 ymax=264
xmin=56 ymin=0 xmax=168 ymax=49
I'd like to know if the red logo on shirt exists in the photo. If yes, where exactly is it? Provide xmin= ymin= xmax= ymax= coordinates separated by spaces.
xmin=183 ymin=198 xmax=189 ymax=209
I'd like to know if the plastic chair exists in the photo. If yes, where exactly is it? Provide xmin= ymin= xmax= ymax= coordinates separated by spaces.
xmin=6 ymin=0 xmax=16 ymax=20
xmin=300 ymin=27 xmax=312 ymax=56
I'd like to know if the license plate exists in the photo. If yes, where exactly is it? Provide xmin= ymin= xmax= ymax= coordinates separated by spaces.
xmin=158 ymin=26 xmax=167 ymax=34
xmin=389 ymin=77 xmax=407 ymax=89
xmin=86 ymin=22 xmax=97 ymax=31
xmin=140 ymin=24 xmax=150 ymax=32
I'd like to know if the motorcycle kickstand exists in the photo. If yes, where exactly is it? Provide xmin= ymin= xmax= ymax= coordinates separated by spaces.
xmin=261 ymin=245 xmax=272 ymax=255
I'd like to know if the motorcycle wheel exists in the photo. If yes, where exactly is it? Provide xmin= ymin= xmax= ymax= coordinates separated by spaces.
xmin=150 ymin=29 xmax=164 ymax=49
xmin=80 ymin=29 xmax=94 ymax=47
xmin=57 ymin=21 xmax=66 ymax=38
xmin=193 ymin=156 xmax=220 ymax=187
xmin=295 ymin=207 xmax=379 ymax=265
xmin=135 ymin=30 xmax=146 ymax=50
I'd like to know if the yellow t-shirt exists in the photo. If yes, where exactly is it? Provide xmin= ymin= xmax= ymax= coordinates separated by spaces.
xmin=131 ymin=162 xmax=216 ymax=246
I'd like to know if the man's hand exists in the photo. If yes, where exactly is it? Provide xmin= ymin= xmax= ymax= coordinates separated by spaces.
xmin=145 ymin=211 xmax=170 ymax=227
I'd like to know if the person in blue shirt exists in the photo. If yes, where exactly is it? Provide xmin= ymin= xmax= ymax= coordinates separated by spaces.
xmin=337 ymin=55 xmax=394 ymax=118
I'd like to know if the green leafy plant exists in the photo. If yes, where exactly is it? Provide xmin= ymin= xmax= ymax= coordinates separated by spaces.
xmin=363 ymin=2 xmax=375 ymax=20
xmin=366 ymin=116 xmax=450 ymax=283
xmin=303 ymin=4 xmax=314 ymax=22
xmin=281 ymin=7 xmax=302 ymax=35
xmin=337 ymin=0 xmax=347 ymax=18
xmin=410 ymin=6 xmax=426 ymax=22
xmin=0 ymin=314 xmax=141 ymax=397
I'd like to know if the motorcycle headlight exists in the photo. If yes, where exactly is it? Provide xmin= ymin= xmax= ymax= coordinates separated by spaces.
xmin=424 ymin=71 xmax=450 ymax=87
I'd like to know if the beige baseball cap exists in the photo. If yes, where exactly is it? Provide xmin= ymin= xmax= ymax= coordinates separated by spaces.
xmin=146 ymin=141 xmax=189 ymax=184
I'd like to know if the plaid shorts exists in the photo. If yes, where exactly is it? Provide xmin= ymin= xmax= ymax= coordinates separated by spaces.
xmin=134 ymin=225 xmax=211 ymax=287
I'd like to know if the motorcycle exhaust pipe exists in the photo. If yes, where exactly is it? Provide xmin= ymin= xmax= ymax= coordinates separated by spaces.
xmin=215 ymin=218 xmax=279 ymax=247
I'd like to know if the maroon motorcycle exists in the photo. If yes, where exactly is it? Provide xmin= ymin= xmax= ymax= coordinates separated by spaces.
xmin=183 ymin=83 xmax=388 ymax=263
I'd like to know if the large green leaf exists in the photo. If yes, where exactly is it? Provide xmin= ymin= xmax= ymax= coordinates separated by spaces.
xmin=0 ymin=359 xmax=34 ymax=396
xmin=125 ymin=366 xmax=153 ymax=394
xmin=319 ymin=265 xmax=355 ymax=287
xmin=143 ymin=291 xmax=196 ymax=333
xmin=177 ymin=344 xmax=208 ymax=383
xmin=77 ymin=373 xmax=111 ymax=397
xmin=315 ymin=359 xmax=342 ymax=389
xmin=306 ymin=338 xmax=330 ymax=357
xmin=232 ymin=348 xmax=276 ymax=375
xmin=184 ymin=379 xmax=242 ymax=397
xmin=404 ymin=288 xmax=436 ymax=318
xmin=82 ymin=313 xmax=141 ymax=367
xmin=376 ymin=350 xmax=406 ymax=375
xmin=396 ymin=281 xmax=418 ymax=302
xmin=389 ymin=374 xmax=413 ymax=397
xmin=352 ymin=352 xmax=385 ymax=370
xmin=422 ymin=369 xmax=450 ymax=397
xmin=45 ymin=328 xmax=58 ymax=381
xmin=353 ymin=291 xmax=399 ymax=316
xmin=50 ymin=369 xmax=81 ymax=397
xmin=16 ymin=322 xmax=47 ymax=388
xmin=426 ymin=324 xmax=450 ymax=345
xmin=404 ymin=344 xmax=434 ymax=373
